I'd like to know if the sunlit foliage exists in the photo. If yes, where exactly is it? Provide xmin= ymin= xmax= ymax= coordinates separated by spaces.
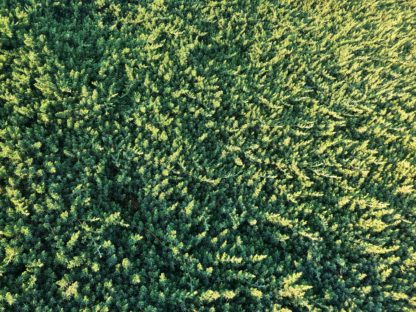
xmin=0 ymin=0 xmax=415 ymax=311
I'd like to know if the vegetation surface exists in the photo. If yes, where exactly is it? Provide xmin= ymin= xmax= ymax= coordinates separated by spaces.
xmin=1 ymin=0 xmax=415 ymax=311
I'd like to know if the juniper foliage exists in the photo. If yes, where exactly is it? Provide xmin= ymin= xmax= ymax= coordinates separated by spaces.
xmin=0 ymin=0 xmax=415 ymax=311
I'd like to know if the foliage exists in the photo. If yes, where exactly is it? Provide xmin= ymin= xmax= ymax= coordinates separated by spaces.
xmin=0 ymin=0 xmax=415 ymax=311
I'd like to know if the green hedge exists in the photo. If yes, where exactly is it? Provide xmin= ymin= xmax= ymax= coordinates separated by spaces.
xmin=0 ymin=0 xmax=415 ymax=311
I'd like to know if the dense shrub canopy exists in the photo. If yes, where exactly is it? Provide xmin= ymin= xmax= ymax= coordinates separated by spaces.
xmin=0 ymin=0 xmax=415 ymax=311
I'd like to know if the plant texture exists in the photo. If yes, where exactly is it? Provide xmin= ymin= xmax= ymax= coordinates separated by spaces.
xmin=0 ymin=0 xmax=415 ymax=311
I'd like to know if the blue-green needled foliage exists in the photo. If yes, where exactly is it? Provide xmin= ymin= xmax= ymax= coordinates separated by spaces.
xmin=0 ymin=0 xmax=415 ymax=311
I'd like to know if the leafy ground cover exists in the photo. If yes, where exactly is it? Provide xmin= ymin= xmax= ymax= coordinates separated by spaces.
xmin=0 ymin=0 xmax=415 ymax=311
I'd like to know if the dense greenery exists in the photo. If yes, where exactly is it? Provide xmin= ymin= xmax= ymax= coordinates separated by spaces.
xmin=1 ymin=0 xmax=415 ymax=311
